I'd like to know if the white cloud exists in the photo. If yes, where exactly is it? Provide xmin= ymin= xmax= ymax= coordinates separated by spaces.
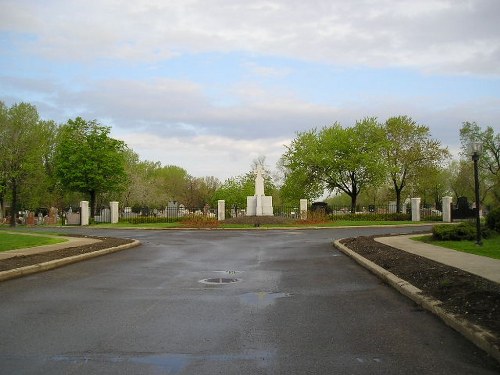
xmin=2 ymin=0 xmax=500 ymax=75
xmin=118 ymin=132 xmax=290 ymax=180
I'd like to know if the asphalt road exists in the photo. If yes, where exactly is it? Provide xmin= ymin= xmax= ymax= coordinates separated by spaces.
xmin=0 ymin=226 xmax=498 ymax=374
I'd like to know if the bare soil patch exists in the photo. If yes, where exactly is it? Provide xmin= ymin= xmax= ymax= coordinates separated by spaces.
xmin=0 ymin=236 xmax=134 ymax=272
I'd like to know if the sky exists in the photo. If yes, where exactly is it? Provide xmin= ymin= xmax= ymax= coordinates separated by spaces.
xmin=1 ymin=0 xmax=499 ymax=181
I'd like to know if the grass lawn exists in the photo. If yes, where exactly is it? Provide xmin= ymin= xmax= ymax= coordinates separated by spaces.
xmin=412 ymin=232 xmax=500 ymax=260
xmin=0 ymin=232 xmax=67 ymax=252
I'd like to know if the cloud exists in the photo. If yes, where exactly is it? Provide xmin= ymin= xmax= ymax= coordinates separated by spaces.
xmin=2 ymin=0 xmax=500 ymax=75
xmin=118 ymin=131 xmax=290 ymax=180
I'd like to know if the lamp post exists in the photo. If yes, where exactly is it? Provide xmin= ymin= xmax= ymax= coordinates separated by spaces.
xmin=469 ymin=141 xmax=483 ymax=245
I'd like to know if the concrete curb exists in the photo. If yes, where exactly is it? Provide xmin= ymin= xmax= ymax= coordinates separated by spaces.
xmin=0 ymin=240 xmax=141 ymax=283
xmin=334 ymin=239 xmax=500 ymax=364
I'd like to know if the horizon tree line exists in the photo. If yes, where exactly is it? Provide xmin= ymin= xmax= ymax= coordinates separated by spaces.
xmin=1 ymin=100 xmax=498 ymax=225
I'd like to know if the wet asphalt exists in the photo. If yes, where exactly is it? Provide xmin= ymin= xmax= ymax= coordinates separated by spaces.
xmin=0 ymin=226 xmax=499 ymax=374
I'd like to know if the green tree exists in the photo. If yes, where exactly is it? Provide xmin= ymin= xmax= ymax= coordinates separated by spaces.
xmin=54 ymin=117 xmax=128 ymax=218
xmin=183 ymin=176 xmax=220 ymax=208
xmin=383 ymin=116 xmax=449 ymax=212
xmin=0 ymin=102 xmax=8 ymax=220
xmin=460 ymin=122 xmax=500 ymax=205
xmin=0 ymin=102 xmax=52 ymax=226
xmin=281 ymin=118 xmax=386 ymax=213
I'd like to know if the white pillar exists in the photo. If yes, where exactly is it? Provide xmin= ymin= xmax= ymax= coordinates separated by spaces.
xmin=442 ymin=196 xmax=452 ymax=222
xmin=388 ymin=201 xmax=397 ymax=214
xmin=300 ymin=199 xmax=308 ymax=220
xmin=110 ymin=201 xmax=119 ymax=224
xmin=80 ymin=201 xmax=89 ymax=226
xmin=218 ymin=200 xmax=225 ymax=221
xmin=411 ymin=198 xmax=421 ymax=222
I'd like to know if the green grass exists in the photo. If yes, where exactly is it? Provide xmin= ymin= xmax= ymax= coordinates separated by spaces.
xmin=0 ymin=232 xmax=67 ymax=252
xmin=412 ymin=232 xmax=500 ymax=260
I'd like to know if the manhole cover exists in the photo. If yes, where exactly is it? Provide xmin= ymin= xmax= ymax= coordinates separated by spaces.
xmin=199 ymin=278 xmax=240 ymax=285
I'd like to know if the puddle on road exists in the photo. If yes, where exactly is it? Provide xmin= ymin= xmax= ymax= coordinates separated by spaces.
xmin=240 ymin=291 xmax=292 ymax=308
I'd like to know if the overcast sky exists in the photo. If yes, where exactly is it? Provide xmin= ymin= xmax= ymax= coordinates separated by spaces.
xmin=1 ymin=0 xmax=499 ymax=180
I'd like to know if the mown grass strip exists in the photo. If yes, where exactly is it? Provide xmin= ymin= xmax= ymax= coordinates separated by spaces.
xmin=412 ymin=233 xmax=500 ymax=260
xmin=0 ymin=232 xmax=67 ymax=252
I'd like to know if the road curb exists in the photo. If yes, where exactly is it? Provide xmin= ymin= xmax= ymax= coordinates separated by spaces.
xmin=334 ymin=239 xmax=500 ymax=364
xmin=0 ymin=240 xmax=141 ymax=282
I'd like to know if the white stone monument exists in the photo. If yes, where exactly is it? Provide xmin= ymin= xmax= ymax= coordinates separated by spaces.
xmin=246 ymin=164 xmax=273 ymax=216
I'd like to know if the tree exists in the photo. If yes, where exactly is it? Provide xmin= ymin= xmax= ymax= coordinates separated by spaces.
xmin=280 ymin=118 xmax=386 ymax=213
xmin=0 ymin=102 xmax=51 ymax=226
xmin=54 ymin=117 xmax=128 ymax=218
xmin=383 ymin=116 xmax=449 ymax=212
xmin=460 ymin=122 xmax=500 ymax=205
xmin=0 ymin=102 xmax=8 ymax=220
xmin=183 ymin=176 xmax=220 ymax=208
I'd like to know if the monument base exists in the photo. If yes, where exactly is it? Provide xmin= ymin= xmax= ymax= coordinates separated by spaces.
xmin=246 ymin=195 xmax=273 ymax=216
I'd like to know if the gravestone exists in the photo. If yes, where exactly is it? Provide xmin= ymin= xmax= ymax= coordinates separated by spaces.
xmin=26 ymin=212 xmax=35 ymax=225
xmin=48 ymin=207 xmax=58 ymax=224
xmin=452 ymin=196 xmax=475 ymax=219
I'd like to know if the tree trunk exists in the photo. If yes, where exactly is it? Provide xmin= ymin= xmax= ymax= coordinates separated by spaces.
xmin=349 ymin=193 xmax=357 ymax=214
xmin=395 ymin=188 xmax=402 ymax=214
xmin=393 ymin=179 xmax=403 ymax=214
xmin=90 ymin=190 xmax=96 ymax=219
xmin=10 ymin=179 xmax=17 ymax=227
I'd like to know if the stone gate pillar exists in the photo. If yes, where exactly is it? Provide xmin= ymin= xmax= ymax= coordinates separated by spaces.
xmin=218 ymin=200 xmax=225 ymax=221
xmin=300 ymin=199 xmax=308 ymax=220
xmin=411 ymin=198 xmax=421 ymax=222
xmin=80 ymin=201 xmax=89 ymax=226
xmin=110 ymin=201 xmax=119 ymax=224
xmin=442 ymin=196 xmax=452 ymax=223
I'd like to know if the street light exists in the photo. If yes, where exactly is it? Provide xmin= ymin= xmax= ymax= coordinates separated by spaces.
xmin=469 ymin=141 xmax=483 ymax=245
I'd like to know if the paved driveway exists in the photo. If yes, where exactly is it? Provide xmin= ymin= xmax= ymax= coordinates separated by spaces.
xmin=0 ymin=227 xmax=498 ymax=374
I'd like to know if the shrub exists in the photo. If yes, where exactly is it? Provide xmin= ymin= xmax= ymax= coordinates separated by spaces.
xmin=297 ymin=210 xmax=329 ymax=225
xmin=182 ymin=215 xmax=219 ymax=228
xmin=433 ymin=222 xmax=490 ymax=241
xmin=121 ymin=216 xmax=179 ymax=224
xmin=486 ymin=207 xmax=500 ymax=232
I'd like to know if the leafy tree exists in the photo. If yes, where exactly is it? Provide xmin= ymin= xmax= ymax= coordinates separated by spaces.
xmin=0 ymin=102 xmax=8 ymax=220
xmin=383 ymin=116 xmax=449 ymax=212
xmin=447 ymin=159 xmax=474 ymax=201
xmin=460 ymin=122 xmax=500 ymax=205
xmin=0 ymin=102 xmax=52 ymax=226
xmin=158 ymin=165 xmax=190 ymax=204
xmin=183 ymin=176 xmax=220 ymax=208
xmin=54 ymin=117 xmax=128 ymax=218
xmin=280 ymin=118 xmax=386 ymax=213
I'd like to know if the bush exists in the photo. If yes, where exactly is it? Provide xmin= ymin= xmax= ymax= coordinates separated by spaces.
xmin=121 ymin=216 xmax=179 ymax=224
xmin=486 ymin=207 xmax=500 ymax=232
xmin=182 ymin=215 xmax=219 ymax=228
xmin=433 ymin=222 xmax=490 ymax=241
